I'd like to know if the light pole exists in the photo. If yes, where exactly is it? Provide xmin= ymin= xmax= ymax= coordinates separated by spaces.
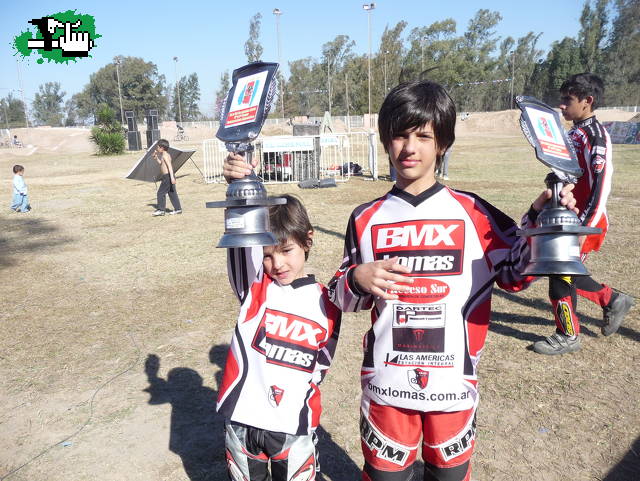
xmin=273 ymin=8 xmax=285 ymax=124
xmin=363 ymin=3 xmax=375 ymax=129
xmin=384 ymin=50 xmax=389 ymax=94
xmin=173 ymin=56 xmax=183 ymax=124
xmin=345 ymin=72 xmax=351 ymax=131
xmin=510 ymin=50 xmax=515 ymax=110
xmin=114 ymin=56 xmax=125 ymax=124
xmin=15 ymin=61 xmax=29 ymax=129
xmin=326 ymin=56 xmax=332 ymax=114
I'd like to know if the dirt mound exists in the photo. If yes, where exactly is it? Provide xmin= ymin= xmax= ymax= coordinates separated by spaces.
xmin=628 ymin=113 xmax=640 ymax=122
xmin=456 ymin=110 xmax=522 ymax=136
xmin=0 ymin=127 xmax=94 ymax=157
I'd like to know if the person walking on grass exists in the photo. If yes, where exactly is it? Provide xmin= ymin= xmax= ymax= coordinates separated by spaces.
xmin=152 ymin=139 xmax=182 ymax=216
xmin=532 ymin=73 xmax=634 ymax=355
xmin=11 ymin=164 xmax=31 ymax=213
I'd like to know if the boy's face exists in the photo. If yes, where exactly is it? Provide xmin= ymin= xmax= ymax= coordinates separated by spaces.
xmin=559 ymin=93 xmax=593 ymax=122
xmin=262 ymin=237 xmax=309 ymax=286
xmin=388 ymin=122 xmax=442 ymax=194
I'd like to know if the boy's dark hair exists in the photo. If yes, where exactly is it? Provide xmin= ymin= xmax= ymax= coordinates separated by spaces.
xmin=269 ymin=194 xmax=313 ymax=260
xmin=560 ymin=73 xmax=604 ymax=110
xmin=157 ymin=139 xmax=170 ymax=150
xmin=378 ymin=80 xmax=456 ymax=169
xmin=13 ymin=164 xmax=24 ymax=174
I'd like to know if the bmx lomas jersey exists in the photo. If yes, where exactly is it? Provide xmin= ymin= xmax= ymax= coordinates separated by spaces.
xmin=329 ymin=183 xmax=536 ymax=412
xmin=217 ymin=246 xmax=341 ymax=436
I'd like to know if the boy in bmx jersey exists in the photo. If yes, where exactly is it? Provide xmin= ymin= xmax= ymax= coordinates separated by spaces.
xmin=327 ymin=80 xmax=577 ymax=481
xmin=217 ymin=154 xmax=341 ymax=481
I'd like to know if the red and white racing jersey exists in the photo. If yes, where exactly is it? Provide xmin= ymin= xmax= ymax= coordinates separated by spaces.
xmin=569 ymin=116 xmax=613 ymax=254
xmin=329 ymin=183 xmax=535 ymax=412
xmin=217 ymin=246 xmax=341 ymax=436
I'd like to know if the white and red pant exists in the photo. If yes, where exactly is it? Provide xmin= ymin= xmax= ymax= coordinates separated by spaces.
xmin=360 ymin=397 xmax=478 ymax=481
xmin=225 ymin=421 xmax=318 ymax=481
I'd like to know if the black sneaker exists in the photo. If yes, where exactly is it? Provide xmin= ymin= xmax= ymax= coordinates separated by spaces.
xmin=602 ymin=291 xmax=634 ymax=336
xmin=533 ymin=331 xmax=581 ymax=355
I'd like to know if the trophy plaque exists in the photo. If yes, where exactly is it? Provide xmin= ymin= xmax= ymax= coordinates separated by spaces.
xmin=206 ymin=62 xmax=286 ymax=248
xmin=516 ymin=96 xmax=601 ymax=276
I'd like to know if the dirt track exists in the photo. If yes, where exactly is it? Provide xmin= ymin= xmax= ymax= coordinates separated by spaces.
xmin=1 ymin=115 xmax=639 ymax=481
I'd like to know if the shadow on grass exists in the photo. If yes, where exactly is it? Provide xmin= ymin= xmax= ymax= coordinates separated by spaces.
xmin=314 ymin=225 xmax=345 ymax=241
xmin=0 ymin=216 xmax=72 ymax=270
xmin=491 ymin=289 xmax=640 ymax=343
xmin=143 ymin=344 xmax=359 ymax=480
xmin=603 ymin=434 xmax=640 ymax=481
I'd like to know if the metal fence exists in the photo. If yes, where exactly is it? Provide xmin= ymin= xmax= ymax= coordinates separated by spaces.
xmin=202 ymin=132 xmax=378 ymax=185
xmin=604 ymin=106 xmax=639 ymax=113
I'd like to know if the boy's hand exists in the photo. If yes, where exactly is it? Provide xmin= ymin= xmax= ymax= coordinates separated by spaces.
xmin=224 ymin=152 xmax=258 ymax=183
xmin=353 ymin=257 xmax=414 ymax=300
xmin=532 ymin=183 xmax=578 ymax=214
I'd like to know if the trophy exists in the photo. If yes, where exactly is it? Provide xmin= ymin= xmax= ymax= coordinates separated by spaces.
xmin=516 ymin=96 xmax=601 ymax=276
xmin=206 ymin=62 xmax=286 ymax=248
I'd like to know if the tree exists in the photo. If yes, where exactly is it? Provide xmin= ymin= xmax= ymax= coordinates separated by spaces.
xmin=0 ymin=93 xmax=27 ymax=129
xmin=172 ymin=73 xmax=201 ymax=122
xmin=602 ymin=0 xmax=640 ymax=105
xmin=32 ymin=82 xmax=66 ymax=126
xmin=322 ymin=35 xmax=356 ymax=114
xmin=244 ymin=13 xmax=263 ymax=63
xmin=89 ymin=104 xmax=125 ymax=155
xmin=76 ymin=56 xmax=167 ymax=124
xmin=578 ymin=0 xmax=609 ymax=73
xmin=214 ymin=70 xmax=231 ymax=120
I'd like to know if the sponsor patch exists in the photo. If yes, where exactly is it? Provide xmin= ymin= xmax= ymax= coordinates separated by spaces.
xmin=371 ymin=220 xmax=465 ymax=277
xmin=388 ymin=278 xmax=450 ymax=303
xmin=440 ymin=417 xmax=476 ymax=461
xmin=360 ymin=415 xmax=411 ymax=466
xmin=407 ymin=368 xmax=429 ymax=390
xmin=268 ymin=385 xmax=284 ymax=407
xmin=392 ymin=304 xmax=445 ymax=352
xmin=252 ymin=309 xmax=327 ymax=372
xmin=593 ymin=155 xmax=605 ymax=173
xmin=384 ymin=352 xmax=455 ymax=368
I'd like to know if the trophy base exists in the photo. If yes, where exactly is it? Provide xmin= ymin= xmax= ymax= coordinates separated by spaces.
xmin=522 ymin=260 xmax=590 ymax=277
xmin=217 ymin=231 xmax=280 ymax=248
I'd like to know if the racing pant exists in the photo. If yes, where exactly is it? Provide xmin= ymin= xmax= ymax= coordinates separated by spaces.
xmin=549 ymin=271 xmax=613 ymax=337
xmin=156 ymin=174 xmax=182 ymax=212
xmin=360 ymin=396 xmax=478 ymax=481
xmin=225 ymin=421 xmax=318 ymax=481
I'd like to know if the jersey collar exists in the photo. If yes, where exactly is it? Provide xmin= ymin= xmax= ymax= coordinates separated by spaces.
xmin=289 ymin=274 xmax=316 ymax=289
xmin=390 ymin=182 xmax=445 ymax=207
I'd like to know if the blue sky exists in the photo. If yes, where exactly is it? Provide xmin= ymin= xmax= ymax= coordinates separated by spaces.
xmin=1 ymin=0 xmax=587 ymax=116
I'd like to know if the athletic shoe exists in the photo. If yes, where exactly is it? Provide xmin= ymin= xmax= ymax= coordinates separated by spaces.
xmin=152 ymin=210 xmax=165 ymax=216
xmin=602 ymin=291 xmax=634 ymax=336
xmin=533 ymin=331 xmax=581 ymax=355
xmin=169 ymin=209 xmax=182 ymax=215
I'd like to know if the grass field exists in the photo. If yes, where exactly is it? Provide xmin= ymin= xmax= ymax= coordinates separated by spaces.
xmin=1 ymin=132 xmax=639 ymax=481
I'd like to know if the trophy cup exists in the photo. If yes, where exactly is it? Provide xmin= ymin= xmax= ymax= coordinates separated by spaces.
xmin=206 ymin=62 xmax=286 ymax=248
xmin=515 ymin=96 xmax=601 ymax=276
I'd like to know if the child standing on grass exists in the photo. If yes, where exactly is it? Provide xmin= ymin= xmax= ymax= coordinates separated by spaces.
xmin=11 ymin=164 xmax=30 ymax=213
xmin=532 ymin=72 xmax=634 ymax=355
xmin=216 ymin=156 xmax=341 ymax=481
xmin=152 ymin=139 xmax=182 ymax=216
xmin=327 ymin=80 xmax=577 ymax=481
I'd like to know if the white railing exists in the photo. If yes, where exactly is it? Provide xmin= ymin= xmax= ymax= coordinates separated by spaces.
xmin=202 ymin=132 xmax=378 ymax=184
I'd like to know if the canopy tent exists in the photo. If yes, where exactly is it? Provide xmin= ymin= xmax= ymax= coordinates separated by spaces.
xmin=125 ymin=141 xmax=196 ymax=182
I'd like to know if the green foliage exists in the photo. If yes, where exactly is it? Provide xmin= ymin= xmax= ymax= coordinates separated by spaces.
xmin=172 ymin=73 xmax=201 ymax=122
xmin=244 ymin=13 xmax=263 ymax=63
xmin=76 ymin=56 xmax=167 ymax=123
xmin=214 ymin=70 xmax=231 ymax=120
xmin=0 ymin=93 xmax=27 ymax=128
xmin=32 ymin=82 xmax=66 ymax=126
xmin=90 ymin=104 xmax=125 ymax=155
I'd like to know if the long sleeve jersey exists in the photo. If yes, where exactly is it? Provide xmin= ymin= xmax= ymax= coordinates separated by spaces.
xmin=329 ymin=183 xmax=535 ymax=413
xmin=217 ymin=246 xmax=341 ymax=436
xmin=13 ymin=174 xmax=27 ymax=196
xmin=569 ymin=116 xmax=613 ymax=254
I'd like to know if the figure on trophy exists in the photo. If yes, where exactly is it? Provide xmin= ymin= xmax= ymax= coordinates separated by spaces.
xmin=516 ymin=72 xmax=634 ymax=355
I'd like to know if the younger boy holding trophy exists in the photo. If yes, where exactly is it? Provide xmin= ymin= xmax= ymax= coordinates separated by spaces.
xmin=217 ymin=156 xmax=341 ymax=481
